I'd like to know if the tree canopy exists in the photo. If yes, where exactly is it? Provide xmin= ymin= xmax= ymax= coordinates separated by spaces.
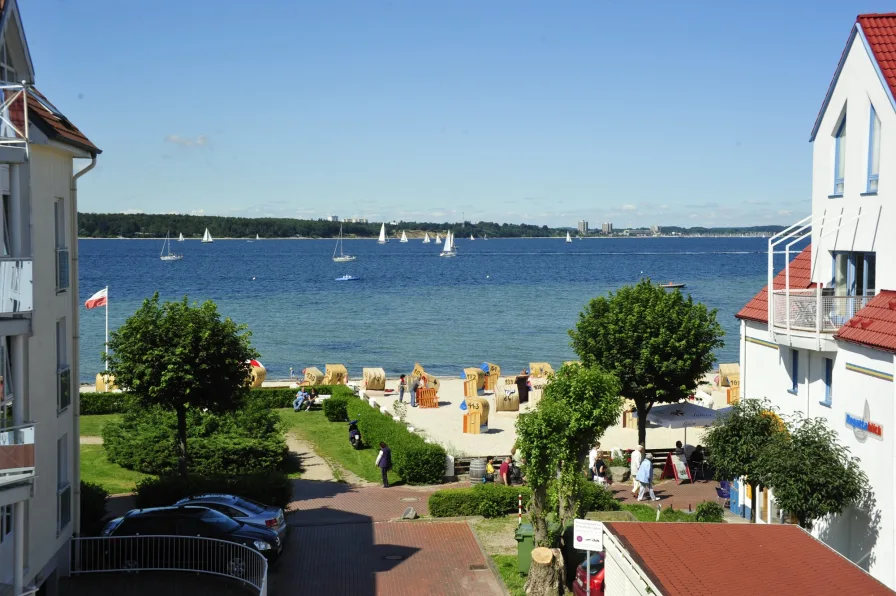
xmin=106 ymin=294 xmax=258 ymax=477
xmin=569 ymin=279 xmax=724 ymax=445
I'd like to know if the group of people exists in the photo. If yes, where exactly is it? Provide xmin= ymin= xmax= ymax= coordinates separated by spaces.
xmin=485 ymin=447 xmax=525 ymax=485
xmin=395 ymin=374 xmax=429 ymax=408
xmin=586 ymin=442 xmax=659 ymax=501
xmin=292 ymin=387 xmax=320 ymax=412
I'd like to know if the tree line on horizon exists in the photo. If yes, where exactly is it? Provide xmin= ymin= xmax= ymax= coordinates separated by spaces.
xmin=76 ymin=212 xmax=786 ymax=239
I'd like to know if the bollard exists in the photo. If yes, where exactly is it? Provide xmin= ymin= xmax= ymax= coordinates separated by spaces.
xmin=518 ymin=494 xmax=522 ymax=526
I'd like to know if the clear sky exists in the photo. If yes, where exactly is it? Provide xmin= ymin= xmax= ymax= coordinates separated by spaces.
xmin=22 ymin=0 xmax=894 ymax=227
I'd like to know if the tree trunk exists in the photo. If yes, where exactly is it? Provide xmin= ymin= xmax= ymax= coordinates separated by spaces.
xmin=531 ymin=484 xmax=549 ymax=546
xmin=525 ymin=547 xmax=566 ymax=596
xmin=749 ymin=481 xmax=758 ymax=523
xmin=175 ymin=404 xmax=188 ymax=478
xmin=636 ymin=398 xmax=653 ymax=446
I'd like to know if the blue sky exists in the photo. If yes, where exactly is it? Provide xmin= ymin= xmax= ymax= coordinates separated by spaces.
xmin=22 ymin=0 xmax=894 ymax=227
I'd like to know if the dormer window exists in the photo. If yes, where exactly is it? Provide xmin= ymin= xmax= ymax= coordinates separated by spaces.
xmin=834 ymin=115 xmax=846 ymax=196
xmin=867 ymin=105 xmax=881 ymax=193
xmin=0 ymin=43 xmax=15 ymax=83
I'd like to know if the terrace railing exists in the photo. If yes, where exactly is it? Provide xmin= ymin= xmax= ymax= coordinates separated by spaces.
xmin=771 ymin=289 xmax=872 ymax=333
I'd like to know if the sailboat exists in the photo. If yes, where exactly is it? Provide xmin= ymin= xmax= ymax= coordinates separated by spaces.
xmin=399 ymin=231 xmax=409 ymax=243
xmin=333 ymin=224 xmax=356 ymax=262
xmin=177 ymin=232 xmax=184 ymax=242
xmin=160 ymin=231 xmax=183 ymax=261
xmin=377 ymin=223 xmax=388 ymax=244
xmin=440 ymin=230 xmax=457 ymax=258
xmin=435 ymin=233 xmax=442 ymax=243
xmin=566 ymin=232 xmax=572 ymax=243
xmin=423 ymin=232 xmax=431 ymax=244
xmin=484 ymin=233 xmax=487 ymax=240
xmin=256 ymin=233 xmax=261 ymax=240
xmin=201 ymin=228 xmax=214 ymax=243
xmin=470 ymin=234 xmax=475 ymax=241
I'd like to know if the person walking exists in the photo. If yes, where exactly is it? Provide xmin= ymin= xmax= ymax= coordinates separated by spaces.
xmin=630 ymin=445 xmax=644 ymax=495
xmin=637 ymin=453 xmax=659 ymax=501
xmin=397 ymin=374 xmax=407 ymax=403
xmin=375 ymin=442 xmax=392 ymax=488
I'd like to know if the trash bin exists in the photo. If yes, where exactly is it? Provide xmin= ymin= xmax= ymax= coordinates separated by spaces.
xmin=515 ymin=523 xmax=535 ymax=575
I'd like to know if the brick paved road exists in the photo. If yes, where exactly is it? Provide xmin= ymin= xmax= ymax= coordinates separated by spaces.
xmin=609 ymin=478 xmax=719 ymax=511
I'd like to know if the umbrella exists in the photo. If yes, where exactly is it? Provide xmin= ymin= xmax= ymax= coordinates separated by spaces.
xmin=646 ymin=402 xmax=722 ymax=445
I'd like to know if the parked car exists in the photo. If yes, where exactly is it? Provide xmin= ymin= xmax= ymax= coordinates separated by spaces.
xmin=102 ymin=505 xmax=282 ymax=564
xmin=572 ymin=552 xmax=605 ymax=596
xmin=175 ymin=493 xmax=288 ymax=543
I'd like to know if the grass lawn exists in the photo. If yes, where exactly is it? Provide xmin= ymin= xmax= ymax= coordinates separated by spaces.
xmin=80 ymin=444 xmax=153 ymax=494
xmin=79 ymin=414 xmax=122 ymax=437
xmin=278 ymin=409 xmax=399 ymax=485
xmin=622 ymin=503 xmax=694 ymax=522
xmin=492 ymin=555 xmax=525 ymax=596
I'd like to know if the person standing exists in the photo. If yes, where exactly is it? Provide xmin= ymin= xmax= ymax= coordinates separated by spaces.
xmin=375 ymin=442 xmax=392 ymax=488
xmin=397 ymin=374 xmax=407 ymax=403
xmin=630 ymin=445 xmax=644 ymax=495
xmin=588 ymin=442 xmax=599 ymax=481
xmin=637 ymin=453 xmax=659 ymax=501
xmin=499 ymin=457 xmax=511 ymax=485
xmin=410 ymin=376 xmax=421 ymax=407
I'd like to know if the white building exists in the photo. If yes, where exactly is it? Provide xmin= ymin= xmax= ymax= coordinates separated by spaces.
xmin=737 ymin=13 xmax=896 ymax=588
xmin=0 ymin=1 xmax=101 ymax=594
xmin=577 ymin=220 xmax=588 ymax=234
xmin=327 ymin=215 xmax=338 ymax=222
xmin=601 ymin=222 xmax=613 ymax=235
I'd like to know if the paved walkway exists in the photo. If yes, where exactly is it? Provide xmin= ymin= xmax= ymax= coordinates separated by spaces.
xmin=286 ymin=433 xmax=335 ymax=481
xmin=609 ymin=478 xmax=720 ymax=511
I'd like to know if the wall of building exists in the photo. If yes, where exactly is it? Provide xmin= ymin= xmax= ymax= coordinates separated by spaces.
xmin=740 ymin=320 xmax=787 ymax=401
xmin=24 ymin=144 xmax=76 ymax=586
xmin=810 ymin=29 xmax=896 ymax=289
xmin=603 ymin=534 xmax=655 ymax=596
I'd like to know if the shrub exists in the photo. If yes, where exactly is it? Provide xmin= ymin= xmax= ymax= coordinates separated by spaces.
xmin=579 ymin=481 xmax=622 ymax=513
xmin=429 ymin=484 xmax=532 ymax=518
xmin=135 ymin=472 xmax=292 ymax=509
xmin=694 ymin=501 xmax=725 ymax=523
xmin=79 ymin=481 xmax=109 ymax=536
xmin=658 ymin=505 xmax=694 ymax=522
xmin=324 ymin=397 xmax=348 ymax=422
xmin=80 ymin=392 xmax=136 ymax=415
xmin=346 ymin=398 xmax=446 ymax=484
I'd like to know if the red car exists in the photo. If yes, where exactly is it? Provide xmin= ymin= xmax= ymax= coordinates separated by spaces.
xmin=572 ymin=552 xmax=605 ymax=595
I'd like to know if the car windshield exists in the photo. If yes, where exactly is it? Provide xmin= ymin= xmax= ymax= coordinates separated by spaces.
xmin=200 ymin=509 xmax=240 ymax=532
xmin=587 ymin=554 xmax=605 ymax=575
xmin=235 ymin=497 xmax=267 ymax=514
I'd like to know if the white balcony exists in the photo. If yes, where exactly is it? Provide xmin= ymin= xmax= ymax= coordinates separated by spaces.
xmin=0 ymin=422 xmax=35 ymax=488
xmin=772 ymin=289 xmax=872 ymax=333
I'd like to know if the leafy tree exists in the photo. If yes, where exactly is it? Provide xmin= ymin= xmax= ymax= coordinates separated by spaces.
xmin=105 ymin=294 xmax=257 ymax=477
xmin=569 ymin=279 xmax=724 ymax=445
xmin=756 ymin=416 xmax=867 ymax=529
xmin=702 ymin=399 xmax=785 ymax=522
xmin=515 ymin=364 xmax=622 ymax=546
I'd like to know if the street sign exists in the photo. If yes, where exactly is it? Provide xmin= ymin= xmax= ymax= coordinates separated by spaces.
xmin=573 ymin=519 xmax=604 ymax=552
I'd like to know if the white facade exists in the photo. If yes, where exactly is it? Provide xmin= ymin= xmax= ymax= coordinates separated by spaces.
xmin=0 ymin=2 xmax=99 ymax=595
xmin=738 ymin=15 xmax=896 ymax=588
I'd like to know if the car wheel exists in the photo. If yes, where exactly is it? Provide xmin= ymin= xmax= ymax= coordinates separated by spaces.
xmin=227 ymin=556 xmax=246 ymax=578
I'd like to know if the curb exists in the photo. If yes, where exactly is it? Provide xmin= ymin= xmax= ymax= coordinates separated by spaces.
xmin=466 ymin=518 xmax=513 ymax=596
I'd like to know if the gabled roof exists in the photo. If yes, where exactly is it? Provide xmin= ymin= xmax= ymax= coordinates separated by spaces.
xmin=835 ymin=290 xmax=896 ymax=353
xmin=604 ymin=523 xmax=894 ymax=596
xmin=736 ymin=246 xmax=815 ymax=323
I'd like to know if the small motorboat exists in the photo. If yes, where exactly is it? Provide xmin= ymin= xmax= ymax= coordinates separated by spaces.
xmin=660 ymin=282 xmax=686 ymax=289
xmin=335 ymin=274 xmax=360 ymax=281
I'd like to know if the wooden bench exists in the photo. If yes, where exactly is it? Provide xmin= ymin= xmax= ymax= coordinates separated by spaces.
xmin=417 ymin=388 xmax=438 ymax=408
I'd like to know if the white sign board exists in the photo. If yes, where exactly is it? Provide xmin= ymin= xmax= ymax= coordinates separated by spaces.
xmin=573 ymin=519 xmax=604 ymax=552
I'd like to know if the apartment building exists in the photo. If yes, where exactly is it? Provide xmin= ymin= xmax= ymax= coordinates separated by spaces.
xmin=0 ymin=1 xmax=101 ymax=594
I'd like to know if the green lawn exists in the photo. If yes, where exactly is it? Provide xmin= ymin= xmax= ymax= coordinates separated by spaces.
xmin=277 ymin=409 xmax=399 ymax=485
xmin=79 ymin=414 xmax=122 ymax=437
xmin=80 ymin=444 xmax=153 ymax=494
xmin=492 ymin=555 xmax=525 ymax=596
xmin=622 ymin=503 xmax=694 ymax=522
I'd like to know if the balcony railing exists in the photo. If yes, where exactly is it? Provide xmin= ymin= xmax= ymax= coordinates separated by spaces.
xmin=772 ymin=289 xmax=872 ymax=333
xmin=0 ymin=422 xmax=35 ymax=487
xmin=0 ymin=258 xmax=32 ymax=315
xmin=0 ymin=83 xmax=29 ymax=155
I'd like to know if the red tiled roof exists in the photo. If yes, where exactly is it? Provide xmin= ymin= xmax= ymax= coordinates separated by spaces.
xmin=27 ymin=88 xmax=100 ymax=154
xmin=858 ymin=14 xmax=896 ymax=101
xmin=604 ymin=523 xmax=894 ymax=596
xmin=835 ymin=290 xmax=896 ymax=352
xmin=736 ymin=246 xmax=815 ymax=323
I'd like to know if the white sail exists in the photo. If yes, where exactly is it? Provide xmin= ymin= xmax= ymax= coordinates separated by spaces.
xmin=378 ymin=223 xmax=387 ymax=244
xmin=436 ymin=233 xmax=442 ymax=243
xmin=160 ymin=231 xmax=183 ymax=261
xmin=484 ymin=233 xmax=487 ymax=240
xmin=256 ymin=233 xmax=260 ymax=240
xmin=440 ymin=230 xmax=457 ymax=257
xmin=470 ymin=234 xmax=475 ymax=240
xmin=177 ymin=232 xmax=184 ymax=242
xmin=201 ymin=228 xmax=214 ymax=243
xmin=400 ymin=231 xmax=408 ymax=243
xmin=566 ymin=232 xmax=572 ymax=243
xmin=333 ymin=223 xmax=356 ymax=262
xmin=423 ymin=232 xmax=431 ymax=243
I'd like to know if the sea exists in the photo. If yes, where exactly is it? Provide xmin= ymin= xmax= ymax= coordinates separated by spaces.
xmin=77 ymin=236 xmax=773 ymax=383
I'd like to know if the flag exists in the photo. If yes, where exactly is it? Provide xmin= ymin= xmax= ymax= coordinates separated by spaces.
xmin=85 ymin=288 xmax=107 ymax=310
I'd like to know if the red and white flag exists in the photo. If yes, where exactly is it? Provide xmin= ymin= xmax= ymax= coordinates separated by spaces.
xmin=85 ymin=288 xmax=108 ymax=310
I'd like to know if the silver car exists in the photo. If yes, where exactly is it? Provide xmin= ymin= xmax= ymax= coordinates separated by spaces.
xmin=174 ymin=494 xmax=288 ymax=543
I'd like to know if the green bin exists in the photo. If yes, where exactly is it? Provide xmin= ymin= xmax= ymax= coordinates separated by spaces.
xmin=514 ymin=523 xmax=535 ymax=575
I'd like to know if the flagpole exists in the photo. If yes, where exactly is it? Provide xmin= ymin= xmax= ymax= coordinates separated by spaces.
xmin=104 ymin=285 xmax=109 ymax=362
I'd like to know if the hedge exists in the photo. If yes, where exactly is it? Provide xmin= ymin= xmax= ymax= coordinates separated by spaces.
xmin=694 ymin=501 xmax=725 ymax=523
xmin=429 ymin=484 xmax=532 ymax=518
xmin=80 ymin=481 xmax=109 ymax=536
xmin=346 ymin=398 xmax=446 ymax=485
xmin=80 ymin=385 xmax=356 ymax=414
xmin=323 ymin=397 xmax=348 ymax=422
xmin=135 ymin=472 xmax=292 ymax=509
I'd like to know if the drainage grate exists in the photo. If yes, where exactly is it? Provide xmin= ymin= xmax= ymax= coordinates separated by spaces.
xmin=384 ymin=555 xmax=404 ymax=561
xmin=469 ymin=564 xmax=488 ymax=570
xmin=399 ymin=497 xmax=419 ymax=502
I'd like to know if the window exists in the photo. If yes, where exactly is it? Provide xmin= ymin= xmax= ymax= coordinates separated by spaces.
xmin=832 ymin=252 xmax=876 ymax=297
xmin=57 ymin=318 xmax=70 ymax=412
xmin=0 ymin=43 xmax=16 ymax=83
xmin=868 ymin=106 xmax=881 ymax=193
xmin=834 ymin=116 xmax=847 ymax=195
xmin=55 ymin=198 xmax=68 ymax=291
xmin=0 ymin=505 xmax=11 ymax=544
xmin=822 ymin=358 xmax=833 ymax=406
xmin=789 ymin=349 xmax=799 ymax=394
xmin=57 ymin=434 xmax=71 ymax=532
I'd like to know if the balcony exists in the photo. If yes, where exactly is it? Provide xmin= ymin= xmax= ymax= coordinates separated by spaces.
xmin=772 ymin=289 xmax=872 ymax=333
xmin=0 ymin=258 xmax=31 ymax=315
xmin=0 ymin=422 xmax=35 ymax=487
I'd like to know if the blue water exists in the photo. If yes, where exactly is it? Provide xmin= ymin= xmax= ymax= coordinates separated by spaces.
xmin=77 ymin=237 xmax=769 ymax=382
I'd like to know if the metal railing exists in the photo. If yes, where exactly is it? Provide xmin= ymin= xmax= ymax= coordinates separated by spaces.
xmin=772 ymin=290 xmax=872 ymax=332
xmin=70 ymin=535 xmax=268 ymax=596
xmin=0 ymin=83 xmax=29 ymax=154
xmin=0 ymin=421 xmax=35 ymax=485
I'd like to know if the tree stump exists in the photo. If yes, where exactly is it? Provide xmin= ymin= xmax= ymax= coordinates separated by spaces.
xmin=525 ymin=547 xmax=566 ymax=596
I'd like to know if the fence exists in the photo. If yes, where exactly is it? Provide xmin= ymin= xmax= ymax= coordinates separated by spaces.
xmin=70 ymin=535 xmax=268 ymax=596
xmin=772 ymin=290 xmax=872 ymax=332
